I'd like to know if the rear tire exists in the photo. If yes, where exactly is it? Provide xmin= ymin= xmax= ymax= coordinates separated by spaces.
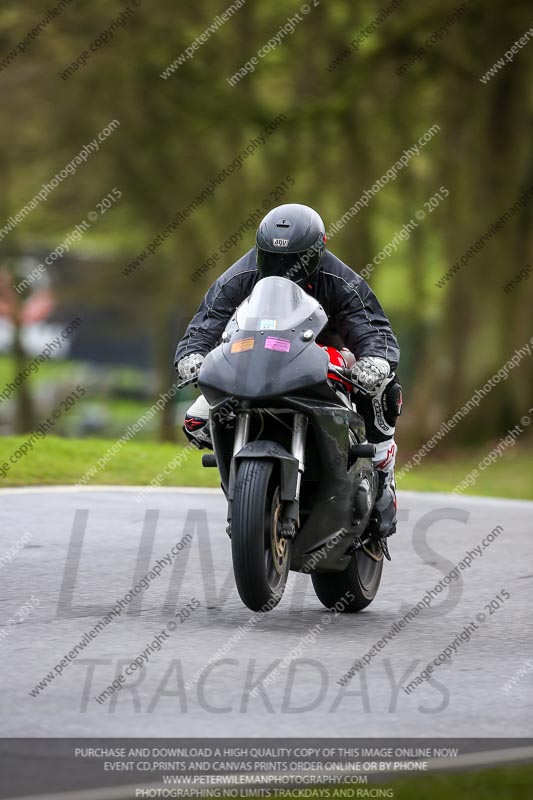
xmin=231 ymin=459 xmax=290 ymax=612
xmin=311 ymin=549 xmax=383 ymax=612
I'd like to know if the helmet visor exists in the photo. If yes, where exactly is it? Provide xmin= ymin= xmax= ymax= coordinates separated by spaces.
xmin=256 ymin=245 xmax=322 ymax=284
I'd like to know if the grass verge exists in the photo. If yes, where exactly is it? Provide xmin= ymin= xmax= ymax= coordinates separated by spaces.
xmin=0 ymin=436 xmax=531 ymax=499
xmin=242 ymin=763 xmax=533 ymax=800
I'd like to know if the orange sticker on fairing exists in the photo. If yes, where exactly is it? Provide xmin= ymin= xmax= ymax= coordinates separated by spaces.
xmin=231 ymin=337 xmax=255 ymax=353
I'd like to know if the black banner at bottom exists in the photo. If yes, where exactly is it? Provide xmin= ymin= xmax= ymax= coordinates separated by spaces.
xmin=1 ymin=738 xmax=532 ymax=800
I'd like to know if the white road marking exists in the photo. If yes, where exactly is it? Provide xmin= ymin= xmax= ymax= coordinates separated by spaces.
xmin=0 ymin=486 xmax=531 ymax=509
xmin=0 ymin=485 xmax=223 ymax=495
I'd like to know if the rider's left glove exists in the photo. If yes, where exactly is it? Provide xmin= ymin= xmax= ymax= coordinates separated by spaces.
xmin=177 ymin=353 xmax=205 ymax=380
xmin=351 ymin=356 xmax=390 ymax=396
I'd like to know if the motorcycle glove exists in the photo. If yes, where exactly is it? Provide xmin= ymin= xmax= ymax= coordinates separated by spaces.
xmin=177 ymin=353 xmax=205 ymax=380
xmin=351 ymin=356 xmax=390 ymax=396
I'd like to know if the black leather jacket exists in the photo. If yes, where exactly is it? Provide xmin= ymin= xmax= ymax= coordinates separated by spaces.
xmin=174 ymin=249 xmax=400 ymax=369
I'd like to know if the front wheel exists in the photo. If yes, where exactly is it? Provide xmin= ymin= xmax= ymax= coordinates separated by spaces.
xmin=231 ymin=458 xmax=290 ymax=612
xmin=311 ymin=548 xmax=383 ymax=612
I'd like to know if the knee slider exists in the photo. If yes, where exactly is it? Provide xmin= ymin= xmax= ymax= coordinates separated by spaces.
xmin=383 ymin=378 xmax=403 ymax=426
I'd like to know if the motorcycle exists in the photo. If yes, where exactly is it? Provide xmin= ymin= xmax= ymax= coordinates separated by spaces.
xmin=179 ymin=275 xmax=385 ymax=613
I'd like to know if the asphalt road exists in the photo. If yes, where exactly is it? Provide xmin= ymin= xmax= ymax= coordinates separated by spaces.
xmin=1 ymin=487 xmax=532 ymax=738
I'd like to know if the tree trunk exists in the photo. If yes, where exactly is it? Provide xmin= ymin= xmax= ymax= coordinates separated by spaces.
xmin=12 ymin=321 xmax=36 ymax=434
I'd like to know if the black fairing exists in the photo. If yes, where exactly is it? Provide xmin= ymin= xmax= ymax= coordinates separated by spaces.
xmin=199 ymin=310 xmax=330 ymax=405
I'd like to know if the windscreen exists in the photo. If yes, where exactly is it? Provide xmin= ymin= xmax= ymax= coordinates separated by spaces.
xmin=235 ymin=276 xmax=321 ymax=332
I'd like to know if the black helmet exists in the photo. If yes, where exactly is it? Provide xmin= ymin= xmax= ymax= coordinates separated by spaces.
xmin=256 ymin=203 xmax=326 ymax=285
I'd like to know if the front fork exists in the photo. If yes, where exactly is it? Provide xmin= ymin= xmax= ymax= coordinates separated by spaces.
xmin=289 ymin=411 xmax=307 ymax=498
xmin=278 ymin=412 xmax=307 ymax=538
xmin=229 ymin=411 xmax=307 ymax=538
xmin=232 ymin=410 xmax=251 ymax=457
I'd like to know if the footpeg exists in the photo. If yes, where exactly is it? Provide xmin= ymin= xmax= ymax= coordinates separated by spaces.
xmin=350 ymin=443 xmax=376 ymax=460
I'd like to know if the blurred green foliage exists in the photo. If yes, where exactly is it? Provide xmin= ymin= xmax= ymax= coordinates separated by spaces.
xmin=0 ymin=0 xmax=532 ymax=453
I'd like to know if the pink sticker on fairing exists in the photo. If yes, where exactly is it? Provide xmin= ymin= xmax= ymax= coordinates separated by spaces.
xmin=265 ymin=336 xmax=291 ymax=353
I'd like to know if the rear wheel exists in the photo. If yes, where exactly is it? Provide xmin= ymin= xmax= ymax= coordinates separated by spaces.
xmin=311 ymin=547 xmax=383 ymax=612
xmin=231 ymin=459 xmax=290 ymax=612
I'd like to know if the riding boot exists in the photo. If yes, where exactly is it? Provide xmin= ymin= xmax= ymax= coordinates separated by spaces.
xmin=371 ymin=469 xmax=397 ymax=538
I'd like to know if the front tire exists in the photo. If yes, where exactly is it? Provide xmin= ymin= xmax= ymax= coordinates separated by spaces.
xmin=311 ymin=548 xmax=383 ymax=612
xmin=231 ymin=459 xmax=290 ymax=612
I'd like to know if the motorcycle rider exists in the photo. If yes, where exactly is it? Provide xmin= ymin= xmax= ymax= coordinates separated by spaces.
xmin=174 ymin=204 xmax=402 ymax=540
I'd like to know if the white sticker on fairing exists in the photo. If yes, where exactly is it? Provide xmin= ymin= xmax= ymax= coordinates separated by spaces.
xmin=259 ymin=319 xmax=277 ymax=330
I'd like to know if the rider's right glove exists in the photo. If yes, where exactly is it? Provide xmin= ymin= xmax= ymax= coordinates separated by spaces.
xmin=177 ymin=353 xmax=205 ymax=380
xmin=351 ymin=356 xmax=390 ymax=396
